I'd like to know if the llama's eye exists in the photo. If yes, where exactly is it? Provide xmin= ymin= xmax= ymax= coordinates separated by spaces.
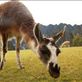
xmin=39 ymin=45 xmax=51 ymax=56
xmin=50 ymin=41 xmax=55 ymax=46
xmin=41 ymin=46 xmax=49 ymax=54
xmin=39 ymin=45 xmax=51 ymax=64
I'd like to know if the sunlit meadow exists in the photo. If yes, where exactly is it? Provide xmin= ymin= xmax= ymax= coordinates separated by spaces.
xmin=0 ymin=47 xmax=82 ymax=82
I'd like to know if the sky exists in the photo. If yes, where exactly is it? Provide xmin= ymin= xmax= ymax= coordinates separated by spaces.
xmin=0 ymin=1 xmax=82 ymax=25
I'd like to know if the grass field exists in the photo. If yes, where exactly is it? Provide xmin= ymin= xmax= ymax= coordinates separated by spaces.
xmin=0 ymin=47 xmax=82 ymax=82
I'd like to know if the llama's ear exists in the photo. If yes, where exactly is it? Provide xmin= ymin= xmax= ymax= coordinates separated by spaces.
xmin=53 ymin=30 xmax=64 ymax=41
xmin=33 ymin=23 xmax=43 ymax=43
xmin=52 ymin=25 xmax=66 ymax=42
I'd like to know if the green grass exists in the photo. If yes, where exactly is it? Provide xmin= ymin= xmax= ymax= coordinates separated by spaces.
xmin=0 ymin=47 xmax=82 ymax=82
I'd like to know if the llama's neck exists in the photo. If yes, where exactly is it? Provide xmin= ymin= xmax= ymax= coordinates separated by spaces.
xmin=21 ymin=27 xmax=38 ymax=52
xmin=29 ymin=40 xmax=37 ymax=50
xmin=24 ymin=35 xmax=38 ymax=52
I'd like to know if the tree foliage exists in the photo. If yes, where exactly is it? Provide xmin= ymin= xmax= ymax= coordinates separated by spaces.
xmin=72 ymin=34 xmax=82 ymax=46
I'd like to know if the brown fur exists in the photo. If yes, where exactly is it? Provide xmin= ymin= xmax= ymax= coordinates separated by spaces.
xmin=0 ymin=1 xmax=36 ymax=69
xmin=0 ymin=1 xmax=35 ymax=39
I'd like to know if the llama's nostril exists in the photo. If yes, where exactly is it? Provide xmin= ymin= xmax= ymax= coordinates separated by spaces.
xmin=49 ymin=62 xmax=54 ymax=66
xmin=55 ymin=64 xmax=58 ymax=68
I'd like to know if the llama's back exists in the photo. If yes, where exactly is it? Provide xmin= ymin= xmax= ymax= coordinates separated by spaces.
xmin=0 ymin=1 xmax=35 ymax=38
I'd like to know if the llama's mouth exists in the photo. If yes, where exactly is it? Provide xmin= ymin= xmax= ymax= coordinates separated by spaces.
xmin=48 ymin=62 xmax=60 ymax=78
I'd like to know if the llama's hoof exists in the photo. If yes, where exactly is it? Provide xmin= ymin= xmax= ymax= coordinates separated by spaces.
xmin=0 ymin=62 xmax=3 ymax=70
xmin=20 ymin=66 xmax=24 ymax=69
xmin=0 ymin=67 xmax=3 ymax=70
xmin=18 ymin=65 xmax=25 ymax=69
xmin=4 ymin=59 xmax=6 ymax=62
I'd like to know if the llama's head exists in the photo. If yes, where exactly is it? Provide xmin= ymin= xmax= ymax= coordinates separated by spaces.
xmin=33 ymin=23 xmax=65 ymax=78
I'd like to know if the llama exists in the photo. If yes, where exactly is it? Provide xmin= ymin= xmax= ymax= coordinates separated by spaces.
xmin=61 ymin=41 xmax=70 ymax=47
xmin=0 ymin=1 xmax=65 ymax=78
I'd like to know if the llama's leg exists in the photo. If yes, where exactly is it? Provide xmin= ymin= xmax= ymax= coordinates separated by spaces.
xmin=0 ymin=35 xmax=7 ymax=70
xmin=0 ymin=39 xmax=3 ymax=62
xmin=16 ymin=37 xmax=24 ymax=69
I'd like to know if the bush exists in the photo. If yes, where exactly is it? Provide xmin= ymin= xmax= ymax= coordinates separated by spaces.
xmin=72 ymin=34 xmax=82 ymax=46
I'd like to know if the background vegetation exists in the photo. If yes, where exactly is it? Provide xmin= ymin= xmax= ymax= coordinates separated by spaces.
xmin=71 ymin=34 xmax=82 ymax=46
xmin=7 ymin=23 xmax=82 ymax=50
